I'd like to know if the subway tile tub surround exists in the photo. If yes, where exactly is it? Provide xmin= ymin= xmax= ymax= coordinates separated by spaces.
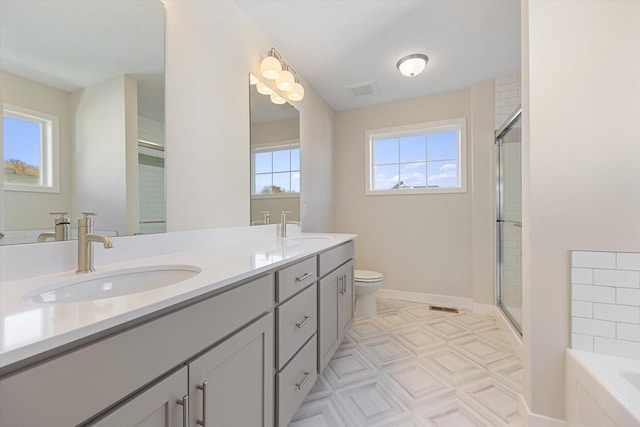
xmin=571 ymin=251 xmax=640 ymax=359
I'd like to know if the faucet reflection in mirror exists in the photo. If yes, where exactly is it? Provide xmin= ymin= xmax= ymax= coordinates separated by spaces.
xmin=37 ymin=211 xmax=71 ymax=242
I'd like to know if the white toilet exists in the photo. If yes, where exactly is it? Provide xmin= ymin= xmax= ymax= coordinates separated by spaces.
xmin=354 ymin=269 xmax=384 ymax=318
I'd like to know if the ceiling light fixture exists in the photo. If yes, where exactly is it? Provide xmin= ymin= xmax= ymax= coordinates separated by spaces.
xmin=396 ymin=53 xmax=429 ymax=77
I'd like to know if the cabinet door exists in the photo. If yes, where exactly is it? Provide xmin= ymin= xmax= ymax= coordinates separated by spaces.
xmin=189 ymin=312 xmax=274 ymax=427
xmin=88 ymin=366 xmax=188 ymax=427
xmin=339 ymin=260 xmax=355 ymax=336
xmin=318 ymin=268 xmax=340 ymax=372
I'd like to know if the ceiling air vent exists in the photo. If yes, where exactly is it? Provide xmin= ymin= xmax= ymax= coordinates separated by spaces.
xmin=345 ymin=80 xmax=378 ymax=98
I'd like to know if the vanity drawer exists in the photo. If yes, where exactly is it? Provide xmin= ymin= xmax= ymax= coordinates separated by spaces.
xmin=276 ymin=336 xmax=317 ymax=427
xmin=318 ymin=240 xmax=354 ymax=278
xmin=276 ymin=283 xmax=317 ymax=369
xmin=276 ymin=256 xmax=317 ymax=302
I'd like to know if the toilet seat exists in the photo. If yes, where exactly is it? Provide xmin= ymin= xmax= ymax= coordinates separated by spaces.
xmin=355 ymin=269 xmax=383 ymax=283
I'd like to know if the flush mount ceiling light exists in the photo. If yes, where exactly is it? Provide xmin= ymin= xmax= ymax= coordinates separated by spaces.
xmin=396 ymin=53 xmax=429 ymax=77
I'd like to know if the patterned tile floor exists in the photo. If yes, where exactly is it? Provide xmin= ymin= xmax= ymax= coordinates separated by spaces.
xmin=290 ymin=298 xmax=524 ymax=427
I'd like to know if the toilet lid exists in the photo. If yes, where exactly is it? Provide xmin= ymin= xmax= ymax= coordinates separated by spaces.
xmin=355 ymin=269 xmax=383 ymax=282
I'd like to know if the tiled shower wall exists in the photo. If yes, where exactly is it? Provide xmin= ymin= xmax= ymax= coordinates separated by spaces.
xmin=571 ymin=251 xmax=640 ymax=359
xmin=495 ymin=75 xmax=521 ymax=129
xmin=495 ymin=75 xmax=522 ymax=321
xmin=138 ymin=116 xmax=166 ymax=234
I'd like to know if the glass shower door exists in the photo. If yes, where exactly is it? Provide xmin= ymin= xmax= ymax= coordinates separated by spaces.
xmin=496 ymin=110 xmax=522 ymax=334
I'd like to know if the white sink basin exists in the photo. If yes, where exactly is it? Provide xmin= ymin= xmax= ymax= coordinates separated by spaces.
xmin=24 ymin=265 xmax=201 ymax=304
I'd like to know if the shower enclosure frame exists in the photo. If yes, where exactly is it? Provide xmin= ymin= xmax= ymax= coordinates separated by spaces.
xmin=495 ymin=106 xmax=522 ymax=335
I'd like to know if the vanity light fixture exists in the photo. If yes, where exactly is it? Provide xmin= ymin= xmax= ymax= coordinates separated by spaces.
xmin=276 ymin=65 xmax=295 ymax=91
xmin=256 ymin=80 xmax=273 ymax=95
xmin=287 ymin=80 xmax=305 ymax=102
xmin=270 ymin=92 xmax=287 ymax=105
xmin=396 ymin=53 xmax=429 ymax=77
xmin=260 ymin=47 xmax=305 ymax=102
xmin=260 ymin=48 xmax=282 ymax=80
xmin=249 ymin=73 xmax=259 ymax=85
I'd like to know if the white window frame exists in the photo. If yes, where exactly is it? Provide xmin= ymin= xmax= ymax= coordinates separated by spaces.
xmin=3 ymin=104 xmax=60 ymax=193
xmin=251 ymin=140 xmax=300 ymax=199
xmin=365 ymin=118 xmax=467 ymax=196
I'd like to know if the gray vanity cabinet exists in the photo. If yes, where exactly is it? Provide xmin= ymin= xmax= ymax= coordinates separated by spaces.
xmin=89 ymin=366 xmax=188 ymax=427
xmin=188 ymin=313 xmax=274 ymax=427
xmin=318 ymin=242 xmax=355 ymax=372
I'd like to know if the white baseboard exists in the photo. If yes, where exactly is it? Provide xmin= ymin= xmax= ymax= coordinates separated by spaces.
xmin=520 ymin=395 xmax=568 ymax=427
xmin=377 ymin=288 xmax=473 ymax=310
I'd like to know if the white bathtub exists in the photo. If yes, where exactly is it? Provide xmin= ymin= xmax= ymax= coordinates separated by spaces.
xmin=565 ymin=349 xmax=640 ymax=426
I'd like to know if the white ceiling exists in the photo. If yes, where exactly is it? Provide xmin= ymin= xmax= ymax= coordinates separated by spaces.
xmin=0 ymin=0 xmax=165 ymax=121
xmin=235 ymin=0 xmax=521 ymax=111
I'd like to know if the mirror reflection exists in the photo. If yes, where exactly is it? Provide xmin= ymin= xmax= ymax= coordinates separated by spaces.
xmin=0 ymin=0 xmax=165 ymax=245
xmin=249 ymin=75 xmax=301 ymax=225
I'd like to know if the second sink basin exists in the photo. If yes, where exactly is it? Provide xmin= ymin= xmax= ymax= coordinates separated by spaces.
xmin=25 ymin=265 xmax=201 ymax=304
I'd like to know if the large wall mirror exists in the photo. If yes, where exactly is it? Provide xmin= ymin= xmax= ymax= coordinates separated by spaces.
xmin=249 ymin=75 xmax=300 ymax=226
xmin=0 ymin=0 xmax=165 ymax=245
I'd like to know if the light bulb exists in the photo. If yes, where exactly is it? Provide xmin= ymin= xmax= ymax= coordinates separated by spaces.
xmin=249 ymin=74 xmax=259 ymax=85
xmin=397 ymin=54 xmax=429 ymax=77
xmin=270 ymin=92 xmax=286 ymax=105
xmin=287 ymin=82 xmax=305 ymax=102
xmin=276 ymin=69 xmax=294 ymax=91
xmin=260 ymin=55 xmax=281 ymax=80
xmin=256 ymin=81 xmax=272 ymax=95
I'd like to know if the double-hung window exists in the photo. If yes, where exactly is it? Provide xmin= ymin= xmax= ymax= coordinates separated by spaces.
xmin=3 ymin=105 xmax=59 ymax=192
xmin=366 ymin=118 xmax=466 ymax=195
xmin=252 ymin=143 xmax=300 ymax=195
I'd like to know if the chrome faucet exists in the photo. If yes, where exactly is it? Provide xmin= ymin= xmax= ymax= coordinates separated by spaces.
xmin=38 ymin=211 xmax=71 ymax=242
xmin=77 ymin=212 xmax=113 ymax=273
xmin=280 ymin=211 xmax=300 ymax=238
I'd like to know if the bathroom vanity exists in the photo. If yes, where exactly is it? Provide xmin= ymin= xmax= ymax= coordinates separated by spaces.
xmin=0 ymin=227 xmax=355 ymax=426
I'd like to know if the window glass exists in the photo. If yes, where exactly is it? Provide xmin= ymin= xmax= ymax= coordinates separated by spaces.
xmin=367 ymin=119 xmax=465 ymax=195
xmin=252 ymin=144 xmax=300 ymax=195
xmin=3 ymin=115 xmax=43 ymax=186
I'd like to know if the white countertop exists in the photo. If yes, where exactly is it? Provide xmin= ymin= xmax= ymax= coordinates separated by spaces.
xmin=0 ymin=226 xmax=355 ymax=374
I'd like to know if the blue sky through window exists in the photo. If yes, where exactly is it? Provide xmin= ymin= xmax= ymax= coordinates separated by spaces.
xmin=3 ymin=116 xmax=41 ymax=167
xmin=372 ymin=130 xmax=458 ymax=190
xmin=254 ymin=146 xmax=300 ymax=194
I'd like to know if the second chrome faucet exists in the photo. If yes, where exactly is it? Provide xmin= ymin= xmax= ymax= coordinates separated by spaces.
xmin=280 ymin=211 xmax=300 ymax=238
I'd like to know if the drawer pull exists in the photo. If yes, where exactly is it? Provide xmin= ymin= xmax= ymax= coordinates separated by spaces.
xmin=295 ymin=315 xmax=313 ymax=329
xmin=295 ymin=272 xmax=313 ymax=282
xmin=296 ymin=371 xmax=312 ymax=390
xmin=338 ymin=275 xmax=344 ymax=294
xmin=196 ymin=381 xmax=208 ymax=426
xmin=177 ymin=395 xmax=189 ymax=427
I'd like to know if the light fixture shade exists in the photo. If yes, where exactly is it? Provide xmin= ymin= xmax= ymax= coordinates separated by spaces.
xmin=260 ymin=56 xmax=281 ymax=80
xmin=276 ymin=69 xmax=295 ymax=91
xmin=270 ymin=92 xmax=286 ymax=105
xmin=256 ymin=81 xmax=272 ymax=95
xmin=397 ymin=54 xmax=429 ymax=77
xmin=249 ymin=73 xmax=259 ymax=85
xmin=287 ymin=82 xmax=305 ymax=102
